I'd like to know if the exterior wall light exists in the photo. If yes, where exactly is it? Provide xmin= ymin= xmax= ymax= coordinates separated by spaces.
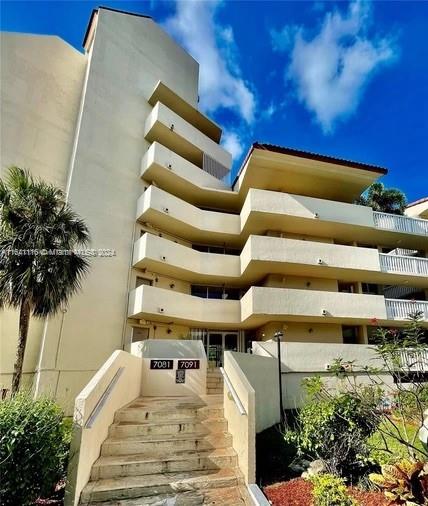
xmin=322 ymin=309 xmax=328 ymax=316
xmin=158 ymin=307 xmax=164 ymax=313
xmin=314 ymin=213 xmax=319 ymax=218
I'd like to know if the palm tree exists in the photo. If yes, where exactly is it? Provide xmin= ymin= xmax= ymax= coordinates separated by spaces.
xmin=356 ymin=182 xmax=407 ymax=215
xmin=0 ymin=167 xmax=90 ymax=394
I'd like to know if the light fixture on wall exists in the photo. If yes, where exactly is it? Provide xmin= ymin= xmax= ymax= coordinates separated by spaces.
xmin=308 ymin=328 xmax=313 ymax=333
xmin=170 ymin=123 xmax=174 ymax=131
xmin=169 ymin=283 xmax=175 ymax=289
xmin=322 ymin=309 xmax=328 ymax=316
xmin=306 ymin=281 xmax=311 ymax=287
xmin=167 ymin=328 xmax=172 ymax=334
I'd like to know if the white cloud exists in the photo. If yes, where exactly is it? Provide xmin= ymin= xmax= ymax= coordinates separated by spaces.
xmin=261 ymin=102 xmax=277 ymax=120
xmin=271 ymin=1 xmax=397 ymax=133
xmin=221 ymin=130 xmax=245 ymax=160
xmin=164 ymin=0 xmax=256 ymax=124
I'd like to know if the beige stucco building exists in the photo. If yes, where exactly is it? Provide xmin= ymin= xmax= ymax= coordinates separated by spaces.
xmin=1 ymin=7 xmax=428 ymax=412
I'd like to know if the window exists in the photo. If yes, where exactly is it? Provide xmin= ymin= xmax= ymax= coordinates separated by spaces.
xmin=136 ymin=277 xmax=152 ymax=288
xmin=338 ymin=282 xmax=357 ymax=293
xmin=132 ymin=327 xmax=149 ymax=342
xmin=192 ymin=244 xmax=240 ymax=255
xmin=342 ymin=326 xmax=359 ymax=344
xmin=362 ymin=283 xmax=381 ymax=295
xmin=191 ymin=285 xmax=243 ymax=300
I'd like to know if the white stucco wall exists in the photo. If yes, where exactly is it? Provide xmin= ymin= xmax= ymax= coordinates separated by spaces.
xmin=0 ymin=33 xmax=87 ymax=392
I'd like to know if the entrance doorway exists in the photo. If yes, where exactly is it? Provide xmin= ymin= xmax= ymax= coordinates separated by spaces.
xmin=206 ymin=331 xmax=239 ymax=367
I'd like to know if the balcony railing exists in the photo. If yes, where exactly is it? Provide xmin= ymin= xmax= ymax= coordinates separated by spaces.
xmin=385 ymin=299 xmax=428 ymax=320
xmin=379 ymin=253 xmax=428 ymax=275
xmin=202 ymin=152 xmax=229 ymax=181
xmin=373 ymin=211 xmax=428 ymax=235
xmin=398 ymin=348 xmax=428 ymax=372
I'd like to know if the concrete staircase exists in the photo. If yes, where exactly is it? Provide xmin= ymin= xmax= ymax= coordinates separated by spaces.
xmin=79 ymin=395 xmax=250 ymax=505
xmin=206 ymin=368 xmax=224 ymax=395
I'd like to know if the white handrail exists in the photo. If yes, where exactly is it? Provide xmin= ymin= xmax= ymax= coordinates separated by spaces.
xmin=373 ymin=211 xmax=428 ymax=235
xmin=220 ymin=366 xmax=247 ymax=415
xmin=84 ymin=367 xmax=124 ymax=428
xmin=379 ymin=253 xmax=428 ymax=275
xmin=385 ymin=298 xmax=428 ymax=320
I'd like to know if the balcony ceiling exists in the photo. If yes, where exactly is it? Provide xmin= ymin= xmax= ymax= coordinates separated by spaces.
xmin=148 ymin=81 xmax=222 ymax=143
xmin=235 ymin=145 xmax=387 ymax=204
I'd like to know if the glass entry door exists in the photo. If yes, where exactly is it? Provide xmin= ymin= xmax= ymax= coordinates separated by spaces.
xmin=207 ymin=331 xmax=239 ymax=367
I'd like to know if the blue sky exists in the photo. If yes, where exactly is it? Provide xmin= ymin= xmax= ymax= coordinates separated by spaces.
xmin=2 ymin=1 xmax=427 ymax=201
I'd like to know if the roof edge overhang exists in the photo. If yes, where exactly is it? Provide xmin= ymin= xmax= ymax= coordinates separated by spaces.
xmin=233 ymin=142 xmax=388 ymax=190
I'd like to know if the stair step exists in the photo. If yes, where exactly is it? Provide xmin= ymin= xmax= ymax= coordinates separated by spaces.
xmin=115 ymin=401 xmax=223 ymax=424
xmin=81 ymin=485 xmax=248 ymax=505
xmin=91 ymin=448 xmax=238 ymax=480
xmin=80 ymin=468 xmax=242 ymax=503
xmin=206 ymin=380 xmax=223 ymax=386
xmin=109 ymin=418 xmax=227 ymax=438
xmin=101 ymin=432 xmax=233 ymax=457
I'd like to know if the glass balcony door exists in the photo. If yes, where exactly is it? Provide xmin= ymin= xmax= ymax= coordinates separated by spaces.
xmin=207 ymin=331 xmax=239 ymax=367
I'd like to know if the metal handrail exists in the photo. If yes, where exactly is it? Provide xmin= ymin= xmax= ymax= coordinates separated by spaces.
xmin=373 ymin=211 xmax=428 ymax=235
xmin=85 ymin=367 xmax=124 ymax=428
xmin=220 ymin=367 xmax=246 ymax=415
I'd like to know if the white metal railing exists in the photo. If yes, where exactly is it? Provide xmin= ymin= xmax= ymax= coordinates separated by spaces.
xmin=399 ymin=348 xmax=428 ymax=372
xmin=379 ymin=253 xmax=428 ymax=275
xmin=373 ymin=211 xmax=428 ymax=235
xmin=202 ymin=152 xmax=229 ymax=180
xmin=385 ymin=298 xmax=428 ymax=320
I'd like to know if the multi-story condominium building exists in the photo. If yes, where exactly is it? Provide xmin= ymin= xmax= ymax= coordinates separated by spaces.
xmin=1 ymin=7 xmax=427 ymax=411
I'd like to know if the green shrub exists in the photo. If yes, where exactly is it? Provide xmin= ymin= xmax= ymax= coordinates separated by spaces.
xmin=310 ymin=473 xmax=358 ymax=506
xmin=285 ymin=386 xmax=380 ymax=479
xmin=0 ymin=392 xmax=71 ymax=506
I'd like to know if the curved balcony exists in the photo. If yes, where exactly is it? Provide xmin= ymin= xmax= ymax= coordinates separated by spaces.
xmin=145 ymin=102 xmax=231 ymax=171
xmin=141 ymin=142 xmax=238 ymax=209
xmin=128 ymin=284 xmax=240 ymax=327
xmin=133 ymin=232 xmax=428 ymax=288
xmin=137 ymin=186 xmax=428 ymax=250
xmin=128 ymin=285 xmax=428 ymax=328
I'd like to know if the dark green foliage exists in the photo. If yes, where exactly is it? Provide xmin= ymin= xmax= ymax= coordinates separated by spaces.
xmin=0 ymin=167 xmax=90 ymax=392
xmin=310 ymin=473 xmax=357 ymax=506
xmin=356 ymin=182 xmax=407 ymax=215
xmin=0 ymin=392 xmax=71 ymax=506
xmin=285 ymin=384 xmax=380 ymax=480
